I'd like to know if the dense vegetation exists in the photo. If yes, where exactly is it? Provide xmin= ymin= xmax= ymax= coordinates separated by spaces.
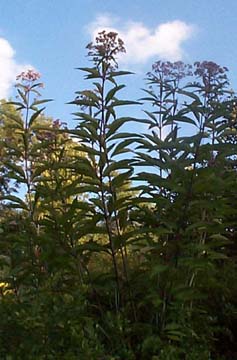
xmin=0 ymin=31 xmax=236 ymax=359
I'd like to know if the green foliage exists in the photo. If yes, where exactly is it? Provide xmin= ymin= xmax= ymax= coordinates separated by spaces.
xmin=0 ymin=35 xmax=236 ymax=359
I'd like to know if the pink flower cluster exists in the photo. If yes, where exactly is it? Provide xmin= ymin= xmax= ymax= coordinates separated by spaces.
xmin=86 ymin=30 xmax=126 ymax=70
xmin=150 ymin=61 xmax=193 ymax=81
xmin=193 ymin=61 xmax=229 ymax=87
xmin=16 ymin=69 xmax=41 ymax=82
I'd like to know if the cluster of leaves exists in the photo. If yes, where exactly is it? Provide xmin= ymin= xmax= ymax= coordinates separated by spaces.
xmin=0 ymin=32 xmax=236 ymax=359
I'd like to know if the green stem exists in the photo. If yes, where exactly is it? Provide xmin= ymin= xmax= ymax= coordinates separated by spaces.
xmin=99 ymin=69 xmax=121 ymax=310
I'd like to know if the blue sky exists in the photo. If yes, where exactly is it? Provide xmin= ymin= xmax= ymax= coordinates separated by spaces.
xmin=0 ymin=0 xmax=237 ymax=127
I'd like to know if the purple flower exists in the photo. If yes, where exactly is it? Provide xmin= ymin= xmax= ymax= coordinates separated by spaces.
xmin=149 ymin=61 xmax=193 ymax=82
xmin=86 ymin=30 xmax=126 ymax=70
xmin=194 ymin=61 xmax=229 ymax=86
xmin=16 ymin=69 xmax=41 ymax=82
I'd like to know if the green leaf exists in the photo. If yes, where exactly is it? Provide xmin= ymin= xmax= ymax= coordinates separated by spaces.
xmin=74 ymin=145 xmax=101 ymax=156
xmin=109 ymin=132 xmax=139 ymax=140
xmin=82 ymin=122 xmax=99 ymax=139
xmin=111 ymin=169 xmax=133 ymax=187
xmin=77 ymin=67 xmax=100 ymax=78
xmin=110 ymin=100 xmax=141 ymax=108
xmin=1 ymin=195 xmax=28 ymax=210
xmin=80 ymin=90 xmax=100 ymax=103
xmin=103 ymin=160 xmax=132 ymax=177
xmin=73 ymin=162 xmax=97 ymax=178
xmin=72 ymin=112 xmax=99 ymax=125
xmin=106 ymin=117 xmax=134 ymax=138
xmin=108 ymin=70 xmax=134 ymax=77
xmin=143 ymin=110 xmax=158 ymax=123
xmin=178 ymin=89 xmax=201 ymax=102
xmin=5 ymin=162 xmax=26 ymax=180
xmin=17 ymin=89 xmax=27 ymax=105
xmin=30 ymin=99 xmax=53 ymax=108
xmin=6 ymin=101 xmax=26 ymax=109
xmin=112 ymin=138 xmax=134 ymax=156
xmin=70 ymin=128 xmax=97 ymax=142
xmin=166 ymin=115 xmax=197 ymax=126
xmin=105 ymin=84 xmax=126 ymax=105
xmin=1 ymin=111 xmax=24 ymax=128
xmin=28 ymin=107 xmax=45 ymax=127
xmin=69 ymin=98 xmax=99 ymax=108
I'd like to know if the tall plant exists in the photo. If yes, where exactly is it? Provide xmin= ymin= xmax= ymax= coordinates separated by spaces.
xmin=69 ymin=31 xmax=140 ymax=318
xmin=131 ymin=60 xmax=237 ymax=357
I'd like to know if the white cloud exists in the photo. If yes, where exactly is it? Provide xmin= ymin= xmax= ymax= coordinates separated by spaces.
xmin=0 ymin=37 xmax=31 ymax=99
xmin=87 ymin=15 xmax=195 ymax=65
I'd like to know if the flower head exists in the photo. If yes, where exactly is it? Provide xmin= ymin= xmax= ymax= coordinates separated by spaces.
xmin=148 ymin=61 xmax=193 ymax=84
xmin=194 ymin=61 xmax=229 ymax=86
xmin=86 ymin=30 xmax=126 ymax=70
xmin=16 ymin=69 xmax=41 ymax=82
